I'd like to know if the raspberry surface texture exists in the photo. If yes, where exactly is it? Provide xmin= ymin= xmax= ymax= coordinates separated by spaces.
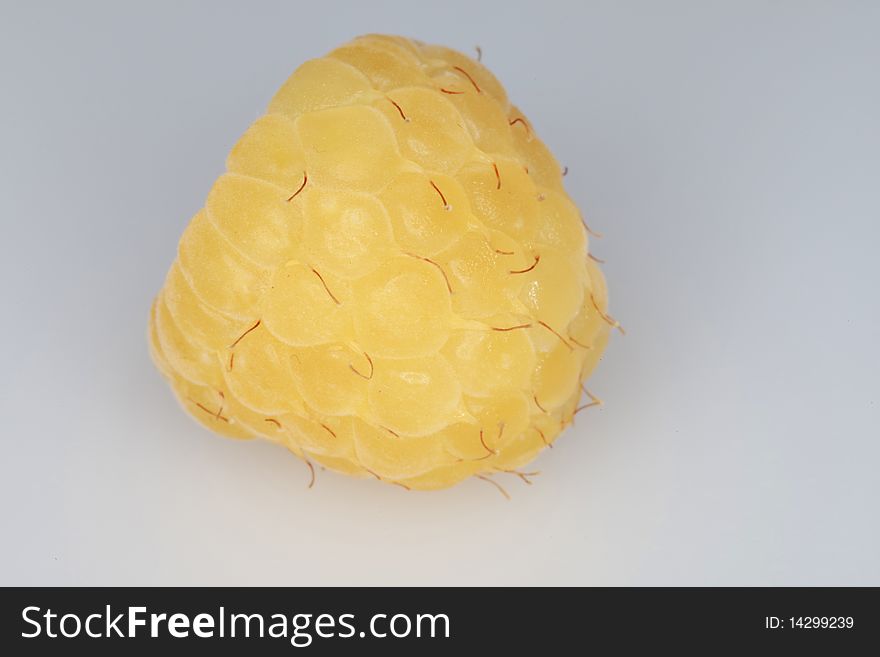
xmin=148 ymin=34 xmax=615 ymax=491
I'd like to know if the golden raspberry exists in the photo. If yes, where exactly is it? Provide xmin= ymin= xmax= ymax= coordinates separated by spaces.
xmin=148 ymin=34 xmax=618 ymax=491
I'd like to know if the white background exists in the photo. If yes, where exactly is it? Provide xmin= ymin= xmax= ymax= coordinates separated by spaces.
xmin=1 ymin=1 xmax=878 ymax=585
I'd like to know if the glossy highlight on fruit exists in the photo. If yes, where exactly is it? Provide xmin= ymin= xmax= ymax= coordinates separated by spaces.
xmin=148 ymin=34 xmax=618 ymax=491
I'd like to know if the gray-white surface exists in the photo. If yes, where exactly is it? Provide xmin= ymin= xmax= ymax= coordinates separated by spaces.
xmin=1 ymin=1 xmax=878 ymax=586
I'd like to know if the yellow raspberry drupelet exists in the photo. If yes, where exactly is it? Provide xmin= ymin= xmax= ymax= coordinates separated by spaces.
xmin=149 ymin=34 xmax=618 ymax=491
